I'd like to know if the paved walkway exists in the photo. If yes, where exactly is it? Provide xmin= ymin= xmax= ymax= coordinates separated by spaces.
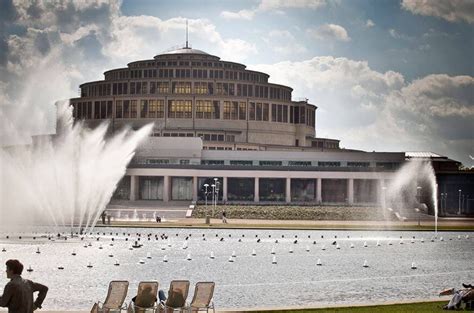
xmin=98 ymin=216 xmax=474 ymax=230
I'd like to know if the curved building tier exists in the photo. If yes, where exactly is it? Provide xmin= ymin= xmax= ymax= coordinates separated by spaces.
xmin=70 ymin=47 xmax=339 ymax=151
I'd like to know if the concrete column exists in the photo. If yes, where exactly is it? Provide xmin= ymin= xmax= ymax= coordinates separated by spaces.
xmin=316 ymin=178 xmax=322 ymax=204
xmin=192 ymin=176 xmax=198 ymax=202
xmin=163 ymin=176 xmax=170 ymax=202
xmin=347 ymin=178 xmax=354 ymax=205
xmin=286 ymin=177 xmax=291 ymax=203
xmin=254 ymin=177 xmax=259 ymax=202
xmin=130 ymin=175 xmax=138 ymax=201
xmin=223 ymin=177 xmax=228 ymax=202
xmin=377 ymin=179 xmax=386 ymax=207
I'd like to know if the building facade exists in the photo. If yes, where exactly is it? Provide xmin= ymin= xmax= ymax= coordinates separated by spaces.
xmin=70 ymin=46 xmax=411 ymax=206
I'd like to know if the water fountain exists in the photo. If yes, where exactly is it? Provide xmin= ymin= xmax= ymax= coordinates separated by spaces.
xmin=385 ymin=160 xmax=439 ymax=235
xmin=0 ymin=102 xmax=152 ymax=233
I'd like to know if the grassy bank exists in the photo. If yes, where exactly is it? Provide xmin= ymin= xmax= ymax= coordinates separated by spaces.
xmin=192 ymin=205 xmax=392 ymax=221
xmin=251 ymin=301 xmax=455 ymax=313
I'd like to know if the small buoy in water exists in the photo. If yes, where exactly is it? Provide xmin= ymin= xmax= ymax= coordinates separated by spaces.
xmin=336 ymin=244 xmax=340 ymax=250
xmin=272 ymin=256 xmax=277 ymax=264
xmin=466 ymin=235 xmax=469 ymax=239
xmin=163 ymin=255 xmax=168 ymax=263
xmin=88 ymin=242 xmax=92 ymax=247
xmin=27 ymin=266 xmax=33 ymax=272
xmin=36 ymin=247 xmax=40 ymax=254
xmin=399 ymin=240 xmax=404 ymax=245
xmin=99 ymin=245 xmax=103 ymax=249
xmin=306 ymin=246 xmax=310 ymax=252
xmin=109 ymin=243 xmax=114 ymax=246
xmin=289 ymin=247 xmax=293 ymax=253
xmin=271 ymin=247 xmax=275 ymax=254
xmin=182 ymin=242 xmax=188 ymax=249
xmin=350 ymin=243 xmax=355 ymax=249
xmin=251 ymin=249 xmax=256 ymax=256
xmin=440 ymin=237 xmax=444 ymax=241
xmin=186 ymin=253 xmax=192 ymax=261
xmin=376 ymin=241 xmax=381 ymax=247
xmin=363 ymin=242 xmax=368 ymax=247
xmin=321 ymin=245 xmax=326 ymax=251
xmin=210 ymin=252 xmax=215 ymax=259
xmin=232 ymin=251 xmax=236 ymax=258
xmin=411 ymin=262 xmax=417 ymax=269
xmin=146 ymin=252 xmax=152 ymax=259
xmin=228 ymin=256 xmax=234 ymax=263
xmin=108 ymin=254 xmax=113 ymax=258
xmin=83 ymin=244 xmax=87 ymax=248
xmin=421 ymin=238 xmax=424 ymax=243
xmin=458 ymin=235 xmax=461 ymax=240
xmin=316 ymin=258 xmax=322 ymax=266
xmin=71 ymin=250 xmax=76 ymax=256
xmin=388 ymin=241 xmax=392 ymax=246
xmin=139 ymin=259 xmax=145 ymax=264
xmin=58 ymin=266 xmax=64 ymax=270
xmin=161 ymin=246 xmax=166 ymax=250
xmin=363 ymin=260 xmax=369 ymax=268
xmin=114 ymin=260 xmax=120 ymax=266
xmin=411 ymin=238 xmax=415 ymax=244
xmin=87 ymin=262 xmax=93 ymax=268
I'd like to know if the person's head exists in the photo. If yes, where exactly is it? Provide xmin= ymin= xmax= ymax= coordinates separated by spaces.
xmin=5 ymin=259 xmax=23 ymax=278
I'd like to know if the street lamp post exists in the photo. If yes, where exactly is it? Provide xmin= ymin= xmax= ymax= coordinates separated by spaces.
xmin=204 ymin=183 xmax=209 ymax=222
xmin=211 ymin=183 xmax=216 ymax=218
xmin=415 ymin=208 xmax=420 ymax=226
xmin=458 ymin=189 xmax=462 ymax=215
xmin=213 ymin=177 xmax=219 ymax=218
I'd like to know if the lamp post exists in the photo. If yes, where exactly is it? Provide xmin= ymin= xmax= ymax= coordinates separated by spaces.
xmin=440 ymin=193 xmax=445 ymax=214
xmin=415 ymin=208 xmax=420 ymax=226
xmin=458 ymin=189 xmax=462 ymax=215
xmin=204 ymin=183 xmax=209 ymax=219
xmin=416 ymin=186 xmax=422 ymax=203
xmin=211 ymin=183 xmax=216 ymax=218
xmin=213 ymin=177 xmax=219 ymax=218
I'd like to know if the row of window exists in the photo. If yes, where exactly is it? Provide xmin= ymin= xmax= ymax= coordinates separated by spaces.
xmin=193 ymin=161 xmax=401 ymax=167
xmin=141 ymin=159 xmax=400 ymax=169
xmin=82 ymin=81 xmax=291 ymax=100
xmin=72 ymin=100 xmax=315 ymax=125
xmin=105 ymin=62 xmax=267 ymax=83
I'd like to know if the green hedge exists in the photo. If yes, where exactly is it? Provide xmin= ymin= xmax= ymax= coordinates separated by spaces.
xmin=192 ymin=205 xmax=392 ymax=221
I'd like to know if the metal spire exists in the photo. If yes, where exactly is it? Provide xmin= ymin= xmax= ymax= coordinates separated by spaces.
xmin=185 ymin=19 xmax=189 ymax=48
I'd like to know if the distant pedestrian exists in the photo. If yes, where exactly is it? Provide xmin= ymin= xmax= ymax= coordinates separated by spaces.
xmin=107 ymin=214 xmax=111 ymax=225
xmin=101 ymin=211 xmax=106 ymax=224
xmin=222 ymin=210 xmax=227 ymax=224
xmin=156 ymin=216 xmax=162 ymax=223
xmin=0 ymin=259 xmax=48 ymax=313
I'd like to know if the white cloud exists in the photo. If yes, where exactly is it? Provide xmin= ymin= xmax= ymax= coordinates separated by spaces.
xmin=264 ymin=30 xmax=307 ymax=55
xmin=220 ymin=0 xmax=326 ymax=20
xmin=220 ymin=9 xmax=255 ymax=20
xmin=366 ymin=19 xmax=375 ymax=27
xmin=307 ymin=24 xmax=351 ymax=42
xmin=250 ymin=57 xmax=473 ymax=166
xmin=258 ymin=0 xmax=326 ymax=11
xmin=402 ymin=0 xmax=474 ymax=24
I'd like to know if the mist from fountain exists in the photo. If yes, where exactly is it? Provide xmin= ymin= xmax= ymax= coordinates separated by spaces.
xmin=385 ymin=160 xmax=438 ymax=235
xmin=0 ymin=101 xmax=152 ymax=234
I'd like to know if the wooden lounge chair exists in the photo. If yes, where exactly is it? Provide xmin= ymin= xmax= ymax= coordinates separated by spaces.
xmin=187 ymin=282 xmax=215 ymax=313
xmin=95 ymin=280 xmax=129 ymax=312
xmin=128 ymin=281 xmax=159 ymax=313
xmin=159 ymin=280 xmax=190 ymax=313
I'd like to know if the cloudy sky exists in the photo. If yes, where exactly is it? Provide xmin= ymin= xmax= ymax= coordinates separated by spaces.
xmin=0 ymin=0 xmax=473 ymax=166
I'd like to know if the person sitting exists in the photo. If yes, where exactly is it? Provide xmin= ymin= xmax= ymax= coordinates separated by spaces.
xmin=441 ymin=283 xmax=474 ymax=310
xmin=130 ymin=286 xmax=157 ymax=312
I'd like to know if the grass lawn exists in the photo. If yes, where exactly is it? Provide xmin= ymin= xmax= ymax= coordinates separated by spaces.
xmin=252 ymin=301 xmax=458 ymax=313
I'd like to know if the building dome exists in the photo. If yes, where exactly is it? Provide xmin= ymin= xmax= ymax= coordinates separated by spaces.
xmin=155 ymin=47 xmax=211 ymax=57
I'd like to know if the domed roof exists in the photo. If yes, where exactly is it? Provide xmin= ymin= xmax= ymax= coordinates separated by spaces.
xmin=164 ymin=47 xmax=209 ymax=55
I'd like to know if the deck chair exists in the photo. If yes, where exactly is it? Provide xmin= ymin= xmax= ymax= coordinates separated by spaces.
xmin=128 ymin=281 xmax=159 ymax=313
xmin=187 ymin=282 xmax=215 ymax=313
xmin=96 ymin=280 xmax=129 ymax=312
xmin=159 ymin=280 xmax=190 ymax=313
